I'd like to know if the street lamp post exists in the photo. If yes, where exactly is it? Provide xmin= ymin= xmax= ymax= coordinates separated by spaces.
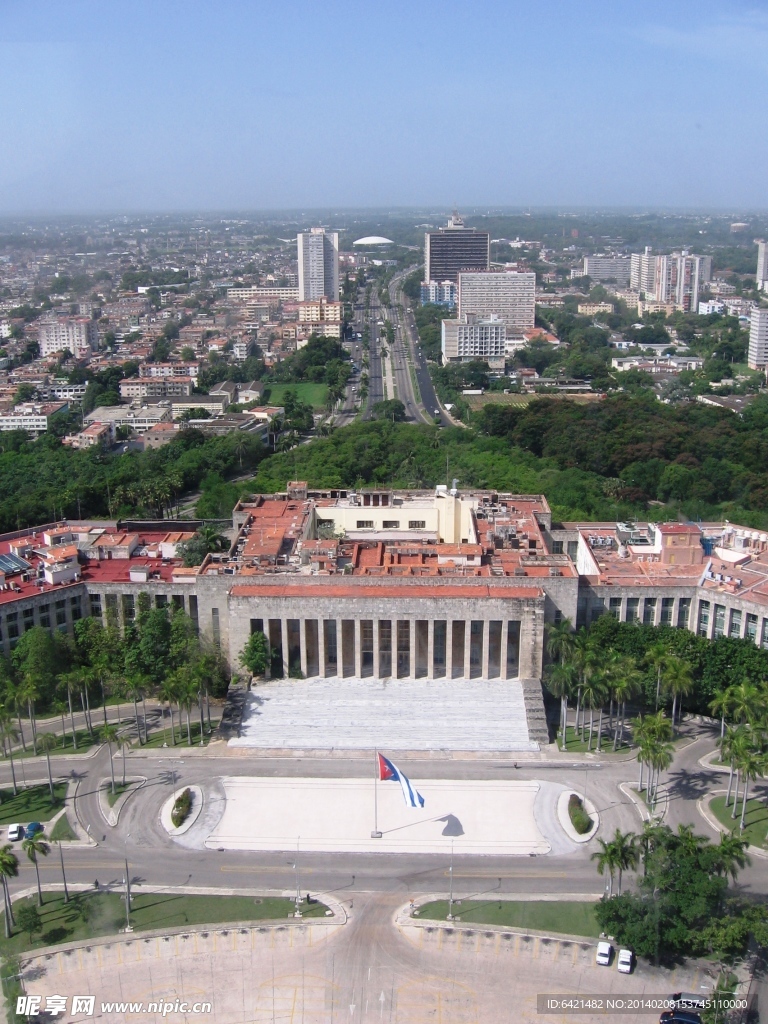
xmin=293 ymin=837 xmax=302 ymax=918
xmin=447 ymin=839 xmax=454 ymax=921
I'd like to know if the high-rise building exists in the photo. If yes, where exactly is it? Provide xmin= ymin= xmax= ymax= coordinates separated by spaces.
xmin=748 ymin=307 xmax=768 ymax=370
xmin=441 ymin=315 xmax=507 ymax=369
xmin=630 ymin=249 xmax=711 ymax=311
xmin=38 ymin=317 xmax=99 ymax=358
xmin=420 ymin=280 xmax=457 ymax=307
xmin=583 ymin=255 xmax=631 ymax=285
xmin=756 ymin=241 xmax=768 ymax=291
xmin=457 ymin=271 xmax=536 ymax=334
xmin=424 ymin=213 xmax=489 ymax=284
xmin=297 ymin=228 xmax=339 ymax=301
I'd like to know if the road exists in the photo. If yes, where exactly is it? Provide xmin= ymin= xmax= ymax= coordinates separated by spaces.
xmin=5 ymin=719 xmax=767 ymax=903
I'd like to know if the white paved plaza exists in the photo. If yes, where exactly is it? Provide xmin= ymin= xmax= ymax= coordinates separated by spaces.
xmin=205 ymin=776 xmax=551 ymax=855
xmin=229 ymin=676 xmax=538 ymax=752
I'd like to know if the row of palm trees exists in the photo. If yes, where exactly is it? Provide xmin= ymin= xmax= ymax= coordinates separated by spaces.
xmin=634 ymin=713 xmax=674 ymax=812
xmin=591 ymin=823 xmax=750 ymax=898
xmin=0 ymin=831 xmax=51 ymax=938
xmin=714 ymin=679 xmax=768 ymax=832
xmin=545 ymin=620 xmax=694 ymax=753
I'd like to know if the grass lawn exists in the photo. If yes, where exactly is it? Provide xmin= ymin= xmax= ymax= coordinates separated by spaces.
xmin=104 ymin=782 xmax=132 ymax=807
xmin=557 ymin=725 xmax=632 ymax=755
xmin=0 ymin=784 xmax=67 ymax=826
xmin=262 ymin=382 xmax=329 ymax=411
xmin=0 ymin=892 xmax=330 ymax=956
xmin=9 ymin=729 xmax=98 ymax=760
xmin=710 ymin=794 xmax=768 ymax=848
xmin=141 ymin=720 xmax=216 ymax=749
xmin=417 ymin=900 xmax=600 ymax=937
xmin=49 ymin=815 xmax=77 ymax=842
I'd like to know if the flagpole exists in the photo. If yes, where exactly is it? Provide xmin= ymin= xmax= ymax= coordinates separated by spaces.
xmin=371 ymin=748 xmax=382 ymax=838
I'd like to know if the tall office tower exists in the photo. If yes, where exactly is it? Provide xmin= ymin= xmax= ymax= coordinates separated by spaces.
xmin=630 ymin=247 xmax=657 ymax=295
xmin=748 ymin=307 xmax=768 ymax=370
xmin=583 ymin=255 xmax=631 ymax=285
xmin=756 ymin=241 xmax=768 ymax=291
xmin=424 ymin=212 xmax=490 ymax=284
xmin=297 ymin=227 xmax=339 ymax=301
xmin=457 ymin=271 xmax=536 ymax=333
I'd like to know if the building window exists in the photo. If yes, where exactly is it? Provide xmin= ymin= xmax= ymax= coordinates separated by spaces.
xmin=105 ymin=593 xmax=118 ymax=619
xmin=729 ymin=609 xmax=742 ymax=639
xmin=188 ymin=595 xmax=199 ymax=632
xmin=660 ymin=597 xmax=674 ymax=626
xmin=746 ymin=613 xmax=758 ymax=642
xmin=551 ymin=541 xmax=563 ymax=555
xmin=697 ymin=601 xmax=710 ymax=636
xmin=70 ymin=596 xmax=82 ymax=621
xmin=89 ymin=594 xmax=102 ymax=618
xmin=567 ymin=541 xmax=578 ymax=560
xmin=408 ymin=521 xmax=426 ymax=530
xmin=155 ymin=595 xmax=168 ymax=608
xmin=55 ymin=600 xmax=67 ymax=627
xmin=643 ymin=598 xmax=656 ymax=626
xmin=39 ymin=604 xmax=50 ymax=628
xmin=626 ymin=598 xmax=639 ymax=623
xmin=6 ymin=613 xmax=18 ymax=642
xmin=122 ymin=594 xmax=135 ymax=622
xmin=356 ymin=520 xmax=374 ymax=529
xmin=713 ymin=604 xmax=726 ymax=638
xmin=172 ymin=595 xmax=184 ymax=612
xmin=382 ymin=521 xmax=400 ymax=529
xmin=609 ymin=597 xmax=622 ymax=619
xmin=762 ymin=619 xmax=768 ymax=650
xmin=22 ymin=608 xmax=34 ymax=631
xmin=211 ymin=607 xmax=220 ymax=647
xmin=677 ymin=598 xmax=691 ymax=629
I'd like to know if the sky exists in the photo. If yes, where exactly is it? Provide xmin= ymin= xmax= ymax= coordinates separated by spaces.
xmin=1 ymin=0 xmax=766 ymax=213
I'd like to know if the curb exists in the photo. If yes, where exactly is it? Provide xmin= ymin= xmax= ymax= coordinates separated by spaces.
xmin=696 ymin=790 xmax=768 ymax=860
xmin=557 ymin=790 xmax=599 ymax=843
xmin=98 ymin=777 xmax=146 ymax=828
xmin=160 ymin=784 xmax=203 ymax=836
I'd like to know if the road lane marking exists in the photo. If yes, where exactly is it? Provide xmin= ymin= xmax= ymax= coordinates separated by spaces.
xmin=219 ymin=865 xmax=316 ymax=874
xmin=448 ymin=870 xmax=569 ymax=878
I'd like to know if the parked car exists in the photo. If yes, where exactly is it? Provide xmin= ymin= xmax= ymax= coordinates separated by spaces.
xmin=617 ymin=949 xmax=633 ymax=973
xmin=7 ymin=824 xmax=23 ymax=842
xmin=595 ymin=941 xmax=612 ymax=966
xmin=25 ymin=822 xmax=43 ymax=838
xmin=659 ymin=1012 xmax=702 ymax=1024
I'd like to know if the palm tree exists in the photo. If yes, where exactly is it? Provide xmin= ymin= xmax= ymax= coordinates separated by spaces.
xmin=710 ymin=687 xmax=735 ymax=741
xmin=716 ymin=832 xmax=750 ymax=882
xmin=37 ymin=733 xmax=58 ymax=801
xmin=159 ymin=678 xmax=179 ymax=745
xmin=124 ymin=675 xmax=148 ymax=745
xmin=581 ymin=670 xmax=608 ymax=752
xmin=99 ymin=724 xmax=119 ymax=795
xmin=0 ymin=712 xmax=19 ymax=796
xmin=644 ymin=642 xmax=671 ymax=711
xmin=610 ymin=829 xmax=639 ymax=896
xmin=729 ymin=681 xmax=763 ymax=728
xmin=591 ymin=837 xmax=619 ymax=897
xmin=612 ymin=659 xmax=642 ymax=750
xmin=0 ymin=844 xmax=18 ymax=937
xmin=59 ymin=671 xmax=81 ymax=749
xmin=232 ymin=433 xmax=248 ymax=468
xmin=116 ymin=734 xmax=131 ymax=787
xmin=545 ymin=662 xmax=578 ymax=751
xmin=719 ymin=725 xmax=751 ymax=808
xmin=661 ymin=656 xmax=694 ymax=731
xmin=22 ymin=833 xmax=50 ymax=907
xmin=735 ymin=746 xmax=766 ymax=829
xmin=545 ymin=618 xmax=574 ymax=665
xmin=648 ymin=739 xmax=674 ymax=812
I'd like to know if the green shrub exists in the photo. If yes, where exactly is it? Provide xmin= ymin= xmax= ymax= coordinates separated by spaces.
xmin=171 ymin=788 xmax=193 ymax=828
xmin=568 ymin=793 xmax=592 ymax=835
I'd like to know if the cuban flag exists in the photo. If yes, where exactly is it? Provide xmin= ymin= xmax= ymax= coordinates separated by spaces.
xmin=378 ymin=753 xmax=425 ymax=808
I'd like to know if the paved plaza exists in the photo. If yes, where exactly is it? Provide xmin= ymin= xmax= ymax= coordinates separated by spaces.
xmin=229 ymin=677 xmax=539 ymax=752
xmin=204 ymin=776 xmax=552 ymax=854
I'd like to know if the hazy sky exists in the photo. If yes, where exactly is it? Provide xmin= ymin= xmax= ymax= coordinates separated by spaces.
xmin=1 ymin=0 xmax=765 ymax=213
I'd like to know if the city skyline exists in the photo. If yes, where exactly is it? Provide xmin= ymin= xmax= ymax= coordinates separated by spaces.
xmin=2 ymin=0 xmax=768 ymax=214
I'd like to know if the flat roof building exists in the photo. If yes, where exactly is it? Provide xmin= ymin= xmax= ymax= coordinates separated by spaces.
xmin=425 ymin=213 xmax=489 ymax=285
xmin=457 ymin=271 xmax=535 ymax=334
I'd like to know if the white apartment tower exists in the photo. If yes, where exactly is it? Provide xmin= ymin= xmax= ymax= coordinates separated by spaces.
xmin=441 ymin=315 xmax=507 ymax=369
xmin=297 ymin=228 xmax=339 ymax=301
xmin=38 ymin=317 xmax=99 ymax=358
xmin=630 ymin=248 xmax=711 ymax=311
xmin=457 ymin=271 xmax=536 ymax=335
xmin=756 ymin=241 xmax=768 ymax=292
xmin=748 ymin=307 xmax=768 ymax=370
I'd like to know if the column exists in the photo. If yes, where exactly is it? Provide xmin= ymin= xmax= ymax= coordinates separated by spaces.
xmin=427 ymin=620 xmax=435 ymax=680
xmin=463 ymin=620 xmax=472 ymax=680
xmin=300 ymin=619 xmax=308 ymax=679
xmin=446 ymin=621 xmax=454 ymax=679
xmin=373 ymin=619 xmax=380 ymax=679
xmin=281 ymin=618 xmax=290 ymax=678
xmin=319 ymin=619 xmax=327 ymax=678
xmin=354 ymin=620 xmax=363 ymax=678
xmin=481 ymin=619 xmax=490 ymax=679
xmin=409 ymin=619 xmax=417 ymax=679
xmin=500 ymin=620 xmax=510 ymax=680
xmin=336 ymin=617 xmax=344 ymax=677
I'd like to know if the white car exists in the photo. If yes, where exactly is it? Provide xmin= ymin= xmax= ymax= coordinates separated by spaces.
xmin=617 ymin=949 xmax=633 ymax=973
xmin=7 ymin=824 xmax=23 ymax=842
xmin=595 ymin=941 xmax=613 ymax=966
